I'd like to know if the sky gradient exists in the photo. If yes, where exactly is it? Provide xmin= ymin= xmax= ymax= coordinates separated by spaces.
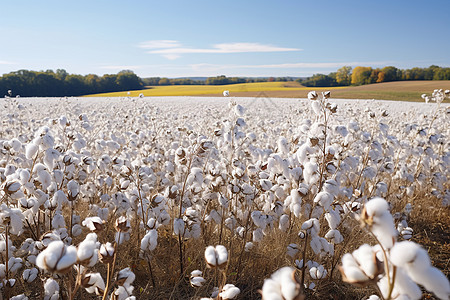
xmin=1 ymin=0 xmax=449 ymax=78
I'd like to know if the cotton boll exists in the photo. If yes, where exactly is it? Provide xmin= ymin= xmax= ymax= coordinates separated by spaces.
xmin=261 ymin=266 xmax=302 ymax=300
xmin=51 ymin=212 xmax=66 ymax=229
xmin=36 ymin=241 xmax=77 ymax=273
xmin=141 ymin=229 xmax=158 ymax=252
xmin=314 ymin=192 xmax=333 ymax=211
xmin=287 ymin=244 xmax=299 ymax=258
xmin=23 ymin=268 xmax=38 ymax=283
xmin=25 ymin=143 xmax=39 ymax=160
xmin=44 ymin=278 xmax=59 ymax=299
xmin=279 ymin=214 xmax=290 ymax=232
xmin=244 ymin=242 xmax=254 ymax=252
xmin=219 ymin=284 xmax=240 ymax=299
xmin=253 ymin=228 xmax=264 ymax=243
xmin=77 ymin=238 xmax=98 ymax=267
xmin=83 ymin=272 xmax=105 ymax=295
xmin=309 ymin=265 xmax=327 ymax=279
xmin=361 ymin=197 xmax=397 ymax=248
xmin=205 ymin=245 xmax=228 ymax=268
xmin=325 ymin=209 xmax=341 ymax=229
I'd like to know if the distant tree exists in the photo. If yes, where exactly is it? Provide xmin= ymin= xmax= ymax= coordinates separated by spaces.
xmin=351 ymin=66 xmax=372 ymax=85
xmin=116 ymin=71 xmax=143 ymax=90
xmin=381 ymin=66 xmax=399 ymax=82
xmin=377 ymin=71 xmax=385 ymax=83
xmin=158 ymin=78 xmax=170 ymax=85
xmin=300 ymin=74 xmax=337 ymax=87
xmin=336 ymin=66 xmax=352 ymax=86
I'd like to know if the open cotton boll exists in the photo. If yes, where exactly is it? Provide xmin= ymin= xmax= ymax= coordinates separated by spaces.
xmin=25 ymin=143 xmax=39 ymax=160
xmin=140 ymin=229 xmax=158 ymax=252
xmin=219 ymin=284 xmax=240 ymax=299
xmin=361 ymin=197 xmax=397 ymax=248
xmin=261 ymin=267 xmax=302 ymax=300
xmin=390 ymin=241 xmax=450 ymax=299
xmin=314 ymin=191 xmax=333 ymax=211
xmin=205 ymin=245 xmax=228 ymax=268
xmin=44 ymin=278 xmax=59 ymax=299
xmin=287 ymin=244 xmax=299 ymax=258
xmin=279 ymin=214 xmax=290 ymax=232
xmin=36 ymin=241 xmax=77 ymax=273
xmin=340 ymin=244 xmax=383 ymax=286
xmin=384 ymin=266 xmax=422 ymax=300
xmin=309 ymin=265 xmax=327 ymax=279
xmin=77 ymin=239 xmax=98 ymax=267
xmin=83 ymin=272 xmax=105 ymax=295
xmin=301 ymin=218 xmax=319 ymax=236
xmin=23 ymin=268 xmax=38 ymax=283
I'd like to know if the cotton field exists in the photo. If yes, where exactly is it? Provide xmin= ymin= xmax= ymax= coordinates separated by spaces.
xmin=0 ymin=91 xmax=449 ymax=300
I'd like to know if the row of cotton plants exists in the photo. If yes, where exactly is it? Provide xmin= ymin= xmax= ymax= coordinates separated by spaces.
xmin=0 ymin=90 xmax=448 ymax=299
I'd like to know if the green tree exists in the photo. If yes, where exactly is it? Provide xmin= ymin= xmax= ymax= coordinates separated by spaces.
xmin=336 ymin=66 xmax=352 ymax=86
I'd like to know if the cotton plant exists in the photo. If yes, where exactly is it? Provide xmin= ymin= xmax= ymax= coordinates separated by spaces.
xmin=339 ymin=197 xmax=450 ymax=300
xmin=0 ymin=90 xmax=448 ymax=298
xmin=190 ymin=245 xmax=240 ymax=300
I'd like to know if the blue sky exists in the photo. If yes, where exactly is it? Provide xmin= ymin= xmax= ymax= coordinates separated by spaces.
xmin=1 ymin=0 xmax=449 ymax=78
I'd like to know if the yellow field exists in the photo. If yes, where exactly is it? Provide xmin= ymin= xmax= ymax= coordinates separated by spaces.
xmin=84 ymin=80 xmax=450 ymax=101
xmin=85 ymin=81 xmax=346 ymax=97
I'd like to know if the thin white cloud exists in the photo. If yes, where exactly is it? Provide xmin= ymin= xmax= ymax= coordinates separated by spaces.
xmin=162 ymin=54 xmax=181 ymax=60
xmin=0 ymin=60 xmax=16 ymax=65
xmin=138 ymin=40 xmax=182 ymax=49
xmin=140 ymin=41 xmax=301 ymax=59
xmin=189 ymin=61 xmax=392 ymax=70
xmin=101 ymin=65 xmax=144 ymax=70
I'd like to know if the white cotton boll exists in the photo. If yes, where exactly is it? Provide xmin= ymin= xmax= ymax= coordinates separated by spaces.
xmin=325 ymin=229 xmax=344 ymax=244
xmin=391 ymin=266 xmax=422 ymax=300
xmin=219 ymin=284 xmax=240 ymax=299
xmin=362 ymin=197 xmax=397 ymax=248
xmin=67 ymin=180 xmax=79 ymax=199
xmin=215 ymin=245 xmax=228 ymax=265
xmin=173 ymin=218 xmax=185 ymax=236
xmin=401 ymin=227 xmax=413 ymax=240
xmin=311 ymin=100 xmax=321 ymax=115
xmin=253 ymin=228 xmax=264 ymax=243
xmin=19 ymin=169 xmax=30 ymax=185
xmin=72 ymin=224 xmax=82 ymax=237
xmin=325 ymin=209 xmax=341 ymax=229
xmin=23 ymin=268 xmax=38 ymax=283
xmin=244 ymin=242 xmax=254 ymax=252
xmin=44 ymin=278 xmax=59 ymax=299
xmin=279 ymin=214 xmax=290 ymax=232
xmin=309 ymin=265 xmax=327 ymax=279
xmin=51 ymin=213 xmax=66 ymax=229
xmin=287 ymin=244 xmax=299 ymax=258
xmin=53 ymin=190 xmax=68 ymax=207
xmin=117 ymin=267 xmax=135 ymax=287
xmin=84 ymin=272 xmax=105 ymax=295
xmin=367 ymin=296 xmax=380 ymax=300
xmin=234 ymin=104 xmax=245 ymax=116
xmin=301 ymin=218 xmax=319 ymax=236
xmin=25 ymin=143 xmax=39 ymax=160
xmin=190 ymin=275 xmax=206 ymax=287
xmin=352 ymin=244 xmax=378 ymax=278
xmin=260 ymin=179 xmax=272 ymax=191
xmin=223 ymin=90 xmax=229 ymax=97
xmin=77 ymin=239 xmax=98 ymax=267
xmin=204 ymin=245 xmax=228 ymax=268
xmin=36 ymin=241 xmax=77 ymax=273
xmin=314 ymin=191 xmax=333 ymax=211
xmin=82 ymin=216 xmax=104 ymax=232
xmin=141 ymin=229 xmax=158 ymax=252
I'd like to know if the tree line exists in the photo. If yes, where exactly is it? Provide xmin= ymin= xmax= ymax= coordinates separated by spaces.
xmin=0 ymin=69 xmax=143 ymax=97
xmin=298 ymin=65 xmax=450 ymax=87
xmin=142 ymin=75 xmax=296 ymax=86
